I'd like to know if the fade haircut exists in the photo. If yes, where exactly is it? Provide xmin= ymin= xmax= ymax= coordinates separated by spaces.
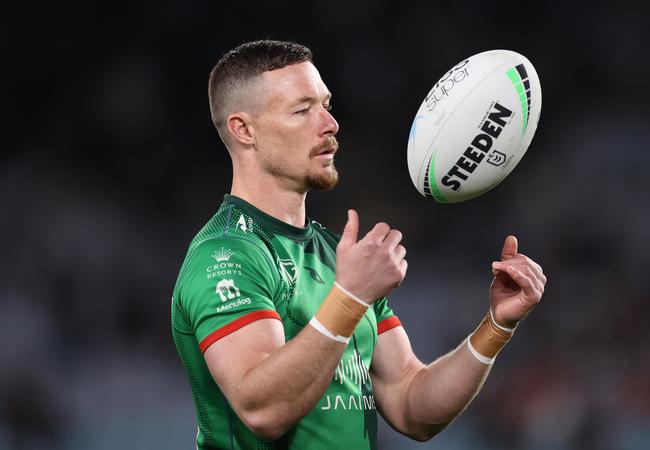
xmin=208 ymin=40 xmax=313 ymax=146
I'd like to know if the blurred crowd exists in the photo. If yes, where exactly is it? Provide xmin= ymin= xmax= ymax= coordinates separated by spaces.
xmin=2 ymin=1 xmax=649 ymax=449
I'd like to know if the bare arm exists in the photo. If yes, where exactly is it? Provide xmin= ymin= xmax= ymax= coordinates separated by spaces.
xmin=372 ymin=235 xmax=547 ymax=441
xmin=203 ymin=210 xmax=407 ymax=439
xmin=204 ymin=318 xmax=346 ymax=440
xmin=371 ymin=327 xmax=491 ymax=441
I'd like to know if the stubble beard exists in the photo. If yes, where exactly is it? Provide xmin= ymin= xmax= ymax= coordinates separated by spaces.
xmin=263 ymin=138 xmax=340 ymax=191
xmin=306 ymin=164 xmax=339 ymax=191
xmin=306 ymin=137 xmax=339 ymax=191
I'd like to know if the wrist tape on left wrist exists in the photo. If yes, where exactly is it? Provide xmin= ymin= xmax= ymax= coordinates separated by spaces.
xmin=467 ymin=311 xmax=515 ymax=364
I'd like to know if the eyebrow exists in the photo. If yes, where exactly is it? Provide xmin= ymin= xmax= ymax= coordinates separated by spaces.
xmin=293 ymin=93 xmax=332 ymax=105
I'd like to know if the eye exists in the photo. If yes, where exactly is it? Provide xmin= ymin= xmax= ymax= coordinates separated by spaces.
xmin=323 ymin=103 xmax=332 ymax=111
xmin=295 ymin=106 xmax=310 ymax=115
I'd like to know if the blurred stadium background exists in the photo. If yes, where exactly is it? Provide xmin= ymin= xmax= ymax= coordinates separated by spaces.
xmin=2 ymin=1 xmax=649 ymax=449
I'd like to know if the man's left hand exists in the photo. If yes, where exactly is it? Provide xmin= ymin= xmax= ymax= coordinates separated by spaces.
xmin=489 ymin=235 xmax=547 ymax=328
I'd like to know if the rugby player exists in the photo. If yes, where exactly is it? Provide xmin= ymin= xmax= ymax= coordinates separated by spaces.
xmin=171 ymin=40 xmax=546 ymax=449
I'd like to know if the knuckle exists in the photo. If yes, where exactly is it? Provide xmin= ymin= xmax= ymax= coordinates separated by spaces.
xmin=376 ymin=222 xmax=390 ymax=232
xmin=362 ymin=237 xmax=379 ymax=249
xmin=525 ymin=255 xmax=543 ymax=273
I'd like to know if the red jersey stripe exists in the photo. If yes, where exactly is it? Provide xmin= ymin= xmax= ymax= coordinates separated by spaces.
xmin=199 ymin=310 xmax=282 ymax=353
xmin=377 ymin=316 xmax=402 ymax=335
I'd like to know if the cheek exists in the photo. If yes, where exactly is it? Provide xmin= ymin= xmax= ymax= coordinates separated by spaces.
xmin=275 ymin=132 xmax=312 ymax=160
xmin=255 ymin=115 xmax=314 ymax=163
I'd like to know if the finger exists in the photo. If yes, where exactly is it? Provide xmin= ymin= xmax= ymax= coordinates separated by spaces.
xmin=394 ymin=244 xmax=406 ymax=261
xmin=494 ymin=261 xmax=545 ymax=293
xmin=518 ymin=254 xmax=546 ymax=285
xmin=364 ymin=222 xmax=391 ymax=243
xmin=505 ymin=265 xmax=540 ymax=302
xmin=383 ymin=229 xmax=403 ymax=250
xmin=501 ymin=235 xmax=518 ymax=260
xmin=500 ymin=254 xmax=547 ymax=287
xmin=518 ymin=265 xmax=545 ymax=294
xmin=528 ymin=256 xmax=547 ymax=286
xmin=399 ymin=258 xmax=408 ymax=280
xmin=339 ymin=209 xmax=359 ymax=249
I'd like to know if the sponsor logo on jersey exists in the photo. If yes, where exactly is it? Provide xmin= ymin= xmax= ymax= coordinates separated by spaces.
xmin=320 ymin=393 xmax=376 ymax=411
xmin=216 ymin=297 xmax=252 ymax=313
xmin=321 ymin=349 xmax=375 ymax=411
xmin=278 ymin=258 xmax=298 ymax=286
xmin=206 ymin=260 xmax=243 ymax=279
xmin=215 ymin=279 xmax=240 ymax=302
xmin=211 ymin=247 xmax=235 ymax=262
xmin=334 ymin=349 xmax=371 ymax=389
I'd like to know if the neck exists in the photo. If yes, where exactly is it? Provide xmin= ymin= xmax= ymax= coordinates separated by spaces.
xmin=231 ymin=167 xmax=308 ymax=229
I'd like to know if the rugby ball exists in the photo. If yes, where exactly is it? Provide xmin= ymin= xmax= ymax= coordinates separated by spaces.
xmin=407 ymin=50 xmax=542 ymax=203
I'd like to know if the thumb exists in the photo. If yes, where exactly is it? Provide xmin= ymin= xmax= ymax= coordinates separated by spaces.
xmin=339 ymin=209 xmax=359 ymax=249
xmin=501 ymin=235 xmax=518 ymax=260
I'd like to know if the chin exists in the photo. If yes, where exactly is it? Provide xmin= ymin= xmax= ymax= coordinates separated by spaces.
xmin=306 ymin=167 xmax=339 ymax=191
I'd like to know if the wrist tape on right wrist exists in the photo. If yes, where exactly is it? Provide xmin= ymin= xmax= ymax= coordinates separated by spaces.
xmin=309 ymin=283 xmax=369 ymax=344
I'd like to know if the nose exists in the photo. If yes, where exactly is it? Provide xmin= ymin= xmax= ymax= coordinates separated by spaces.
xmin=320 ymin=107 xmax=339 ymax=136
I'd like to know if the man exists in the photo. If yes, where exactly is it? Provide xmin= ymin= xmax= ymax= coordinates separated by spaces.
xmin=171 ymin=40 xmax=546 ymax=450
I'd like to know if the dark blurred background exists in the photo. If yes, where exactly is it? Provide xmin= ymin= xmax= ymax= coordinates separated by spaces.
xmin=2 ymin=1 xmax=649 ymax=449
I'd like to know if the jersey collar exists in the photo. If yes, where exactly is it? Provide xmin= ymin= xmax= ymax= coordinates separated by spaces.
xmin=224 ymin=194 xmax=314 ymax=240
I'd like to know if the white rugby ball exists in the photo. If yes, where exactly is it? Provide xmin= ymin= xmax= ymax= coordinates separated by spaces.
xmin=407 ymin=50 xmax=542 ymax=203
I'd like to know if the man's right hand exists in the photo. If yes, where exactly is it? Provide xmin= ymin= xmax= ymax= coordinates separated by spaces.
xmin=335 ymin=209 xmax=408 ymax=304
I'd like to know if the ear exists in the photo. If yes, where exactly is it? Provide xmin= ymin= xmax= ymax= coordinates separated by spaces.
xmin=226 ymin=112 xmax=256 ymax=146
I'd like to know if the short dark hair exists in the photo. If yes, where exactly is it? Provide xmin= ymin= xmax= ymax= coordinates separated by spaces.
xmin=208 ymin=40 xmax=313 ymax=142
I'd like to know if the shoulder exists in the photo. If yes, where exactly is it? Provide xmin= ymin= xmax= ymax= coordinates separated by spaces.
xmin=180 ymin=236 xmax=277 ymax=285
xmin=173 ymin=235 xmax=283 ymax=322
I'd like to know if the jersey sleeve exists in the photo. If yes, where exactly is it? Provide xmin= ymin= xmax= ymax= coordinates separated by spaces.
xmin=373 ymin=296 xmax=402 ymax=335
xmin=178 ymin=237 xmax=282 ymax=353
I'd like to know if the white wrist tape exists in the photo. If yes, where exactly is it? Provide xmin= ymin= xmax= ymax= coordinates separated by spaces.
xmin=466 ymin=338 xmax=495 ymax=365
xmin=489 ymin=309 xmax=517 ymax=333
xmin=309 ymin=317 xmax=350 ymax=344
xmin=334 ymin=282 xmax=371 ymax=308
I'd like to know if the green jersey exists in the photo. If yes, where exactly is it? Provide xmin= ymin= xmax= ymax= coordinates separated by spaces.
xmin=171 ymin=195 xmax=402 ymax=450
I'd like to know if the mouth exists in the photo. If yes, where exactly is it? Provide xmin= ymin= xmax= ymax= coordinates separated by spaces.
xmin=312 ymin=142 xmax=339 ymax=160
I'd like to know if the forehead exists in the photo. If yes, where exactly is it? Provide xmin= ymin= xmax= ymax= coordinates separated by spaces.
xmin=260 ymin=62 xmax=330 ymax=106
